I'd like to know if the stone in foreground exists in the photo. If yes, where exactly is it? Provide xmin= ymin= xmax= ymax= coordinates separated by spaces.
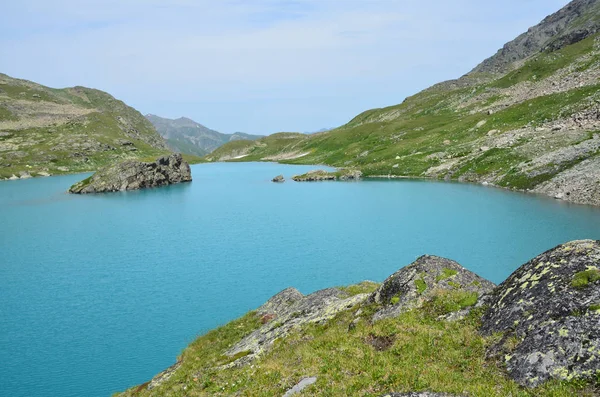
xmin=369 ymin=255 xmax=495 ymax=321
xmin=68 ymin=153 xmax=191 ymax=194
xmin=481 ymin=240 xmax=600 ymax=387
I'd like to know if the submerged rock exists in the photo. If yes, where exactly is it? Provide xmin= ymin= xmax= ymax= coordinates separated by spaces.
xmin=481 ymin=240 xmax=600 ymax=387
xmin=369 ymin=255 xmax=495 ymax=322
xmin=68 ymin=153 xmax=191 ymax=194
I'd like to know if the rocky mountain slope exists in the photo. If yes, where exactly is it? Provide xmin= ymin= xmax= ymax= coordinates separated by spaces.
xmin=0 ymin=73 xmax=172 ymax=180
xmin=146 ymin=114 xmax=262 ymax=157
xmin=209 ymin=0 xmax=600 ymax=206
xmin=119 ymin=240 xmax=600 ymax=396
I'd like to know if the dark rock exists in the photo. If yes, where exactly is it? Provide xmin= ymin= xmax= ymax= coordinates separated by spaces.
xmin=68 ymin=153 xmax=191 ymax=194
xmin=272 ymin=174 xmax=285 ymax=183
xmin=369 ymin=255 xmax=495 ymax=321
xmin=481 ymin=240 xmax=600 ymax=387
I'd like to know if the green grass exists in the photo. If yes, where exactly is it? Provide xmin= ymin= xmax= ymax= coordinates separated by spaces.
xmin=436 ymin=268 xmax=459 ymax=282
xmin=338 ymin=281 xmax=380 ymax=296
xmin=414 ymin=279 xmax=427 ymax=294
xmin=206 ymin=33 xmax=600 ymax=196
xmin=119 ymin=288 xmax=597 ymax=397
xmin=572 ymin=268 xmax=600 ymax=289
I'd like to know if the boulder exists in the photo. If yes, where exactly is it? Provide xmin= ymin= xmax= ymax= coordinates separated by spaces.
xmin=481 ymin=240 xmax=600 ymax=387
xmin=369 ymin=255 xmax=495 ymax=322
xmin=272 ymin=174 xmax=285 ymax=183
xmin=222 ymin=287 xmax=368 ymax=367
xmin=68 ymin=153 xmax=191 ymax=194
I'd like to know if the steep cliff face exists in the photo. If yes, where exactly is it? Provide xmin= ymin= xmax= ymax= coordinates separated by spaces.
xmin=68 ymin=153 xmax=191 ymax=194
xmin=0 ymin=73 xmax=170 ymax=179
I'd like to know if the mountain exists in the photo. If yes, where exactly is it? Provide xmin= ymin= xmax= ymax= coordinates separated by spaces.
xmin=0 ymin=73 xmax=171 ymax=179
xmin=145 ymin=114 xmax=263 ymax=156
xmin=209 ymin=0 xmax=600 ymax=206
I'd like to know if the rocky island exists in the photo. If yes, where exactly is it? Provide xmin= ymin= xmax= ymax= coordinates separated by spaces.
xmin=68 ymin=153 xmax=191 ymax=194
xmin=119 ymin=240 xmax=600 ymax=396
xmin=292 ymin=169 xmax=363 ymax=182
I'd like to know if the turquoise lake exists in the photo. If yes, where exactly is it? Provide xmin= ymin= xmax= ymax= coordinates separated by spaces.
xmin=2 ymin=162 xmax=600 ymax=397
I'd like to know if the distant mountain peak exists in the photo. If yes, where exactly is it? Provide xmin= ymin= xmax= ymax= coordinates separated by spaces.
xmin=145 ymin=114 xmax=263 ymax=157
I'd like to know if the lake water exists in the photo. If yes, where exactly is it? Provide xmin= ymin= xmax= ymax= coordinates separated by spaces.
xmin=1 ymin=162 xmax=600 ymax=397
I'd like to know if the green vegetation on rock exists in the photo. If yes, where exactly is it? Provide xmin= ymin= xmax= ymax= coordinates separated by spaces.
xmin=572 ymin=268 xmax=600 ymax=289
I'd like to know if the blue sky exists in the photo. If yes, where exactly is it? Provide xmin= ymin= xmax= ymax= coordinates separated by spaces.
xmin=0 ymin=0 xmax=569 ymax=134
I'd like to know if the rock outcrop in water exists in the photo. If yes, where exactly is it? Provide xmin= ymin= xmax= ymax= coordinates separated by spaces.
xmin=68 ymin=153 xmax=191 ymax=194
xmin=119 ymin=240 xmax=600 ymax=396
xmin=481 ymin=240 xmax=600 ymax=387
xmin=292 ymin=169 xmax=363 ymax=182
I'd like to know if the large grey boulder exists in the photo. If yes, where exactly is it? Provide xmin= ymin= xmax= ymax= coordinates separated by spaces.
xmin=369 ymin=255 xmax=495 ymax=322
xmin=481 ymin=240 xmax=600 ymax=387
xmin=68 ymin=153 xmax=191 ymax=194
xmin=222 ymin=287 xmax=368 ymax=367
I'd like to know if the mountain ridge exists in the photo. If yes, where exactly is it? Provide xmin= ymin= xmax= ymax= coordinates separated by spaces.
xmin=0 ymin=73 xmax=171 ymax=179
xmin=209 ymin=0 xmax=600 ymax=207
xmin=145 ymin=114 xmax=263 ymax=157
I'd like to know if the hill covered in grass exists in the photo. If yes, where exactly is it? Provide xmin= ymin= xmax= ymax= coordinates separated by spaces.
xmin=0 ymin=73 xmax=174 ymax=179
xmin=118 ymin=240 xmax=600 ymax=396
xmin=146 ymin=114 xmax=263 ymax=157
xmin=209 ymin=0 xmax=600 ymax=206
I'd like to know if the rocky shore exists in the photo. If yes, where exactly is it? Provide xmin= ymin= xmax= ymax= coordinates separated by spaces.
xmin=120 ymin=240 xmax=600 ymax=396
xmin=68 ymin=153 xmax=191 ymax=194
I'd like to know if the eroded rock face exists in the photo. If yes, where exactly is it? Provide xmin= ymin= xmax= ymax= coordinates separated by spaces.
xmin=68 ymin=153 xmax=191 ymax=194
xmin=223 ymin=288 xmax=368 ymax=367
xmin=369 ymin=255 xmax=495 ymax=322
xmin=481 ymin=240 xmax=600 ymax=387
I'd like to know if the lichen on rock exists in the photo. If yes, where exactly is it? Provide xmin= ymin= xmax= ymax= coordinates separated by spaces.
xmin=368 ymin=255 xmax=495 ymax=322
xmin=481 ymin=240 xmax=600 ymax=387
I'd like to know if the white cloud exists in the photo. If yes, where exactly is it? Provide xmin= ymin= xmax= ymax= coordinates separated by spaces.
xmin=0 ymin=0 xmax=570 ymax=133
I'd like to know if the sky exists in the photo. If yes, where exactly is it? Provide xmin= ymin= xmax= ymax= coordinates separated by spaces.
xmin=0 ymin=0 xmax=570 ymax=135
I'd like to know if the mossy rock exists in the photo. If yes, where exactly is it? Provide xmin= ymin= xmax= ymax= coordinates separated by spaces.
xmin=481 ymin=240 xmax=600 ymax=387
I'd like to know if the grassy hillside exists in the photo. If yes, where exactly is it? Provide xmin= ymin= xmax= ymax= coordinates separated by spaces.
xmin=118 ymin=280 xmax=595 ymax=397
xmin=210 ymin=32 xmax=600 ymax=205
xmin=0 ymin=73 xmax=173 ymax=179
